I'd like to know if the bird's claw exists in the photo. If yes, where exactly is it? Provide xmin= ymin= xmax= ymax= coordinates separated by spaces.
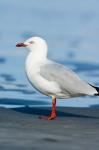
xmin=39 ymin=114 xmax=56 ymax=120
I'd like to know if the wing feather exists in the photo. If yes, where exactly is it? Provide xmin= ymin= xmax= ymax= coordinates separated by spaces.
xmin=40 ymin=61 xmax=96 ymax=96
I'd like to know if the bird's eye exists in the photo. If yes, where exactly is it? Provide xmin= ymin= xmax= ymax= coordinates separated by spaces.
xmin=29 ymin=41 xmax=34 ymax=44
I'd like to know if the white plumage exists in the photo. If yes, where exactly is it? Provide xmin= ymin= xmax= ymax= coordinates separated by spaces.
xmin=16 ymin=36 xmax=98 ymax=120
xmin=24 ymin=37 xmax=97 ymax=98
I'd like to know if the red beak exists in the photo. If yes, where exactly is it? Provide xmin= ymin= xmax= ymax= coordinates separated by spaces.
xmin=16 ymin=43 xmax=27 ymax=47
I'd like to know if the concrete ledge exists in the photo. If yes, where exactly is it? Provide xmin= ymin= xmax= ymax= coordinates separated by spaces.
xmin=0 ymin=107 xmax=99 ymax=150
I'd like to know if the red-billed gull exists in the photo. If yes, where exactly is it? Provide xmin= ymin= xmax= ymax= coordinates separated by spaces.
xmin=16 ymin=37 xmax=99 ymax=120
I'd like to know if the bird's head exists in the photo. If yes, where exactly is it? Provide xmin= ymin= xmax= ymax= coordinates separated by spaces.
xmin=16 ymin=36 xmax=48 ymax=51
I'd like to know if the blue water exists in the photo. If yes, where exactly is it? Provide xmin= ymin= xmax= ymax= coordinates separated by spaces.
xmin=0 ymin=0 xmax=99 ymax=108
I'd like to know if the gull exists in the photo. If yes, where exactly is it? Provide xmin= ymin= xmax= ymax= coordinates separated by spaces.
xmin=16 ymin=37 xmax=99 ymax=120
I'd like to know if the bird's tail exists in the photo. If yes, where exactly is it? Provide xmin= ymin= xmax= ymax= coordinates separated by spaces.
xmin=91 ymin=85 xmax=99 ymax=96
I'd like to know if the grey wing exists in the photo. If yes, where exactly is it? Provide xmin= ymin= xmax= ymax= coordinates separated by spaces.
xmin=40 ymin=62 xmax=96 ymax=96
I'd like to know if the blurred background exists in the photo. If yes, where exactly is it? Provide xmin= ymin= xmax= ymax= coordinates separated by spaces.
xmin=0 ymin=0 xmax=99 ymax=108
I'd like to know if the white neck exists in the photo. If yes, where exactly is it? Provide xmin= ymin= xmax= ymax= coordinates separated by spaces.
xmin=26 ymin=47 xmax=48 ymax=71
xmin=28 ymin=41 xmax=48 ymax=61
xmin=29 ymin=46 xmax=47 ymax=61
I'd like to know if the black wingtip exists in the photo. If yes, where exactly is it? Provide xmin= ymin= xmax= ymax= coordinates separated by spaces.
xmin=89 ymin=84 xmax=99 ymax=96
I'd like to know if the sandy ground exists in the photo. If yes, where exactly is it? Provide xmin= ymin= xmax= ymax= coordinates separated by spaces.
xmin=0 ymin=107 xmax=99 ymax=150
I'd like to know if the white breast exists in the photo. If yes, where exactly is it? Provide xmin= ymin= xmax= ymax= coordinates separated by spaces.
xmin=25 ymin=53 xmax=61 ymax=96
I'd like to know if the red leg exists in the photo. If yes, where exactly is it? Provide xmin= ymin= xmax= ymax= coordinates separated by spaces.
xmin=48 ymin=97 xmax=56 ymax=120
xmin=39 ymin=97 xmax=57 ymax=120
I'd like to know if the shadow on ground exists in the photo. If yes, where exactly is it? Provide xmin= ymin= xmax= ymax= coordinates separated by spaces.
xmin=0 ymin=98 xmax=99 ymax=119
xmin=12 ymin=106 xmax=99 ymax=119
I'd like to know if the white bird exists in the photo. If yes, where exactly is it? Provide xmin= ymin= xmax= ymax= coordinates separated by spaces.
xmin=16 ymin=37 xmax=99 ymax=120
